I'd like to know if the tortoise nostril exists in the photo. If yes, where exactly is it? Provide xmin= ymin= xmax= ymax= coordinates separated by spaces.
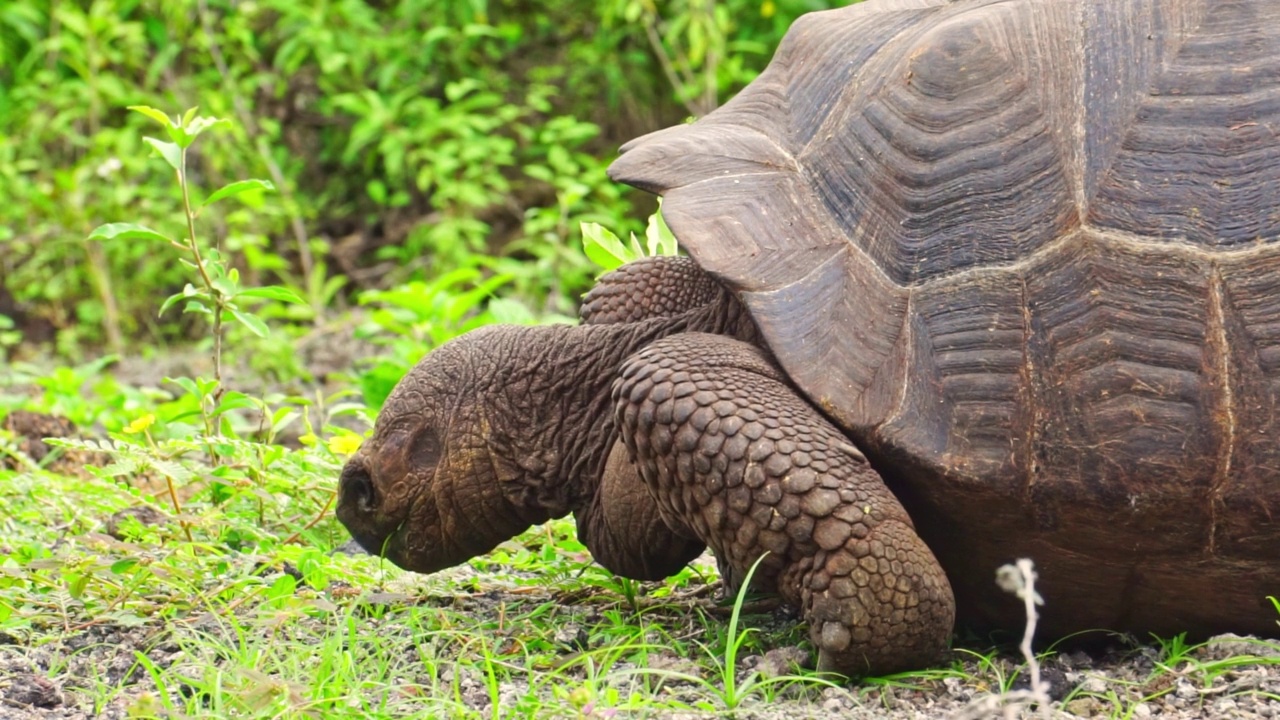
xmin=340 ymin=461 xmax=376 ymax=513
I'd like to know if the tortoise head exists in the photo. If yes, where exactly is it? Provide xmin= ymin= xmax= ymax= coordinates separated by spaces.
xmin=336 ymin=326 xmax=555 ymax=573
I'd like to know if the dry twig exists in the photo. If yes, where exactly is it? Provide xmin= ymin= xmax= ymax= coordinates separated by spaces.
xmin=953 ymin=558 xmax=1054 ymax=719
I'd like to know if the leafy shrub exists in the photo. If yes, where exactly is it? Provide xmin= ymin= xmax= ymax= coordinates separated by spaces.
xmin=2 ymin=0 xmax=841 ymax=356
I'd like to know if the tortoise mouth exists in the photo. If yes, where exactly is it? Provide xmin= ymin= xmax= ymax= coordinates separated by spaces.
xmin=335 ymin=455 xmax=401 ymax=559
xmin=334 ymin=456 xmax=462 ymax=574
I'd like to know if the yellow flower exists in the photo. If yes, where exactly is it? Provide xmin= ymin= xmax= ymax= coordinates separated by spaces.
xmin=327 ymin=433 xmax=364 ymax=456
xmin=299 ymin=433 xmax=318 ymax=447
xmin=124 ymin=413 xmax=156 ymax=434
xmin=761 ymin=0 xmax=775 ymax=19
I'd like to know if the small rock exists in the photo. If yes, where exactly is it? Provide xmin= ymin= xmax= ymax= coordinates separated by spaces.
xmin=553 ymin=625 xmax=589 ymax=652
xmin=356 ymin=592 xmax=414 ymax=608
xmin=1174 ymin=677 xmax=1198 ymax=700
xmin=1013 ymin=665 xmax=1070 ymax=700
xmin=756 ymin=646 xmax=811 ymax=677
xmin=647 ymin=652 xmax=701 ymax=680
xmin=1065 ymin=697 xmax=1103 ymax=716
xmin=5 ymin=673 xmax=63 ymax=708
xmin=330 ymin=538 xmax=370 ymax=556
xmin=3 ymin=410 xmax=73 ymax=463
xmin=1065 ymin=650 xmax=1093 ymax=668
xmin=1132 ymin=701 xmax=1152 ymax=718
xmin=1213 ymin=697 xmax=1239 ymax=715
xmin=1080 ymin=675 xmax=1109 ymax=694
xmin=943 ymin=676 xmax=970 ymax=700
xmin=820 ymin=686 xmax=850 ymax=702
xmin=1197 ymin=633 xmax=1280 ymax=661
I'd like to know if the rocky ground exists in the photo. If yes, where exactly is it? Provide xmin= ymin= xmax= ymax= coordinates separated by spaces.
xmin=2 ymin=566 xmax=1277 ymax=720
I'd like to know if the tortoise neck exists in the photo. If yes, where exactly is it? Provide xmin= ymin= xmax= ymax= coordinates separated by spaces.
xmin=487 ymin=319 xmax=683 ymax=519
xmin=491 ymin=292 xmax=759 ymax=519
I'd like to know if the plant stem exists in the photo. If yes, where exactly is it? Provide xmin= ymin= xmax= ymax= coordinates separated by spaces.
xmin=163 ymin=472 xmax=195 ymax=543
xmin=177 ymin=147 xmax=226 ymax=415
xmin=281 ymin=486 xmax=337 ymax=546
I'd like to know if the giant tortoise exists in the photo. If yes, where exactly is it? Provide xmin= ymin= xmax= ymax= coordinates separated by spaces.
xmin=337 ymin=0 xmax=1280 ymax=677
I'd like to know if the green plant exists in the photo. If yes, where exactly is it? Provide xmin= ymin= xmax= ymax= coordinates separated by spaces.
xmin=605 ymin=0 xmax=833 ymax=118
xmin=88 ymin=106 xmax=305 ymax=438
xmin=580 ymin=204 xmax=680 ymax=272
xmin=629 ymin=553 xmax=840 ymax=712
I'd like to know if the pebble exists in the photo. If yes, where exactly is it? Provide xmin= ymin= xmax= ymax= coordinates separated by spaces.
xmin=1080 ymin=676 xmax=1109 ymax=694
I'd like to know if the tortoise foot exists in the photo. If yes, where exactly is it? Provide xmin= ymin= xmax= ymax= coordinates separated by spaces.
xmin=802 ymin=518 xmax=954 ymax=677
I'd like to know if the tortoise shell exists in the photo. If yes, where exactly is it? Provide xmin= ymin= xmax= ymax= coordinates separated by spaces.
xmin=609 ymin=0 xmax=1280 ymax=637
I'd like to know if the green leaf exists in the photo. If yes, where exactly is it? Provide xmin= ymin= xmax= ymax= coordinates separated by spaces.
xmin=213 ymin=391 xmax=257 ymax=416
xmin=183 ymin=300 xmax=212 ymax=316
xmin=142 ymin=137 xmax=182 ymax=172
xmin=236 ymin=286 xmax=306 ymax=305
xmin=88 ymin=223 xmax=173 ymax=245
xmin=166 ymin=123 xmax=193 ymax=149
xmin=580 ymin=222 xmax=632 ymax=271
xmin=231 ymin=308 xmax=269 ymax=337
xmin=152 ymin=459 xmax=192 ymax=483
xmin=110 ymin=558 xmax=140 ymax=574
xmin=266 ymin=573 xmax=297 ymax=601
xmin=66 ymin=573 xmax=90 ymax=599
xmin=128 ymin=105 xmax=174 ymax=128
xmin=271 ymin=410 xmax=300 ymax=435
xmin=185 ymin=115 xmax=227 ymax=138
xmin=487 ymin=297 xmax=536 ymax=325
xmin=158 ymin=291 xmax=184 ymax=317
xmin=165 ymin=376 xmax=202 ymax=401
xmin=645 ymin=207 xmax=680 ymax=256
xmin=201 ymin=179 xmax=275 ymax=209
xmin=211 ymin=276 xmax=238 ymax=298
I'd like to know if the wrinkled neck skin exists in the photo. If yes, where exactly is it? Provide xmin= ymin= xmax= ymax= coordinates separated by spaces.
xmin=491 ymin=294 xmax=758 ymax=519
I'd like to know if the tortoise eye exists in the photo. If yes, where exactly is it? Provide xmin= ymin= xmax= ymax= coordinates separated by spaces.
xmin=407 ymin=427 xmax=441 ymax=470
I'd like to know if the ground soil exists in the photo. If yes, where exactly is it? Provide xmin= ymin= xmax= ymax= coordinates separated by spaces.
xmin=2 ymin=559 xmax=1277 ymax=719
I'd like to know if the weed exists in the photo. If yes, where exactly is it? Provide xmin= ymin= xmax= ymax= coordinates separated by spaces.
xmin=627 ymin=553 xmax=841 ymax=713
xmin=88 ymin=106 xmax=305 ymax=440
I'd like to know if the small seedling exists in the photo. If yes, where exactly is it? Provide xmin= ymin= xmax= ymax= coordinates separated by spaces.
xmin=88 ymin=106 xmax=304 ymax=441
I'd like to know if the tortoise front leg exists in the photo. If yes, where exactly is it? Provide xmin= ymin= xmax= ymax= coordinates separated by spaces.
xmin=613 ymin=332 xmax=954 ymax=676
xmin=573 ymin=255 xmax=754 ymax=580
xmin=574 ymin=440 xmax=706 ymax=580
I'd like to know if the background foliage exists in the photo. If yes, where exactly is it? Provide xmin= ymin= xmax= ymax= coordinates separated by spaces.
xmin=0 ymin=4 xmax=865 ymax=715
xmin=1 ymin=0 xmax=839 ymax=364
